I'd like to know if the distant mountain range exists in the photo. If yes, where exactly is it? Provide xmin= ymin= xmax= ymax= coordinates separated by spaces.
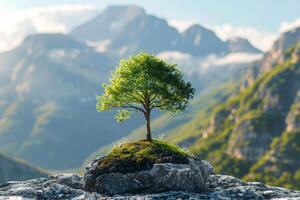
xmin=70 ymin=5 xmax=261 ymax=57
xmin=0 ymin=5 xmax=264 ymax=170
xmin=0 ymin=33 xmax=148 ymax=169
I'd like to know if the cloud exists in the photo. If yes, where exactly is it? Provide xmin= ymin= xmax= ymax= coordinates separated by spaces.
xmin=212 ymin=24 xmax=277 ymax=52
xmin=200 ymin=53 xmax=262 ymax=68
xmin=157 ymin=51 xmax=262 ymax=76
xmin=280 ymin=18 xmax=300 ymax=33
xmin=157 ymin=51 xmax=192 ymax=61
xmin=168 ymin=20 xmax=197 ymax=32
xmin=0 ymin=4 xmax=97 ymax=53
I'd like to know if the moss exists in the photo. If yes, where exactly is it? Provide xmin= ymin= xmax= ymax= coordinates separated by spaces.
xmin=95 ymin=140 xmax=192 ymax=174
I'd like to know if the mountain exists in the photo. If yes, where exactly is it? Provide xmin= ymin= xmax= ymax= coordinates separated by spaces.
xmin=178 ymin=24 xmax=228 ymax=56
xmin=244 ymin=42 xmax=300 ymax=189
xmin=0 ymin=151 xmax=46 ymax=183
xmin=70 ymin=5 xmax=261 ymax=57
xmin=70 ymin=5 xmax=146 ymax=42
xmin=70 ymin=5 xmax=180 ymax=56
xmin=244 ymin=27 xmax=300 ymax=88
xmin=0 ymin=33 xmax=146 ymax=170
xmin=227 ymin=37 xmax=262 ymax=54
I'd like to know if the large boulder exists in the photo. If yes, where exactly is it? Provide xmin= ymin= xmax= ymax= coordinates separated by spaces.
xmin=83 ymin=140 xmax=214 ymax=195
xmin=84 ymin=158 xmax=213 ymax=195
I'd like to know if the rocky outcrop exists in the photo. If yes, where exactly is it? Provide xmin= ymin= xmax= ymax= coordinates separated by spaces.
xmin=1 ymin=173 xmax=300 ymax=199
xmin=286 ymin=91 xmax=300 ymax=131
xmin=84 ymin=158 xmax=213 ymax=195
xmin=244 ymin=27 xmax=300 ymax=89
xmin=0 ymin=174 xmax=97 ymax=200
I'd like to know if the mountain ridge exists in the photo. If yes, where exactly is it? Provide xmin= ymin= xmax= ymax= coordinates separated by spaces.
xmin=70 ymin=5 xmax=261 ymax=57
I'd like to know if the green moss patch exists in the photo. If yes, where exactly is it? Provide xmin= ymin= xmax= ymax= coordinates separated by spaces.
xmin=95 ymin=140 xmax=192 ymax=174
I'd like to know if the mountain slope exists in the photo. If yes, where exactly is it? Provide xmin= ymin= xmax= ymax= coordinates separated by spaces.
xmin=70 ymin=5 xmax=180 ymax=56
xmin=163 ymin=39 xmax=300 ymax=189
xmin=245 ymin=44 xmax=300 ymax=189
xmin=179 ymin=24 xmax=227 ymax=56
xmin=0 ymin=152 xmax=46 ymax=183
xmin=0 ymin=33 xmax=146 ymax=170
xmin=70 ymin=6 xmax=146 ymax=42
xmin=227 ymin=37 xmax=262 ymax=54
xmin=244 ymin=27 xmax=300 ymax=88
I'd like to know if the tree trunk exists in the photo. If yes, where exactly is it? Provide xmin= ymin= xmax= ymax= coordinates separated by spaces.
xmin=145 ymin=112 xmax=152 ymax=141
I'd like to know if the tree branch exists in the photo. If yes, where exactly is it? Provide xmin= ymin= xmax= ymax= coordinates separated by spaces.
xmin=149 ymin=94 xmax=158 ymax=105
xmin=118 ymin=105 xmax=146 ymax=114
xmin=150 ymin=102 xmax=170 ymax=110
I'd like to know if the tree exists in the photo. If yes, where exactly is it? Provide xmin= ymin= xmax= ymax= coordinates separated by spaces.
xmin=96 ymin=53 xmax=195 ymax=141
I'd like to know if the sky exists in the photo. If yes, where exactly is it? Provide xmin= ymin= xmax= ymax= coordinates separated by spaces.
xmin=0 ymin=0 xmax=300 ymax=52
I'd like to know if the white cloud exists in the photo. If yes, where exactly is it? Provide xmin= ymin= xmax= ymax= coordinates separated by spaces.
xmin=212 ymin=24 xmax=277 ymax=52
xmin=157 ymin=51 xmax=262 ymax=76
xmin=280 ymin=17 xmax=300 ymax=33
xmin=0 ymin=4 xmax=97 ymax=53
xmin=87 ymin=39 xmax=112 ymax=53
xmin=157 ymin=51 xmax=192 ymax=61
xmin=168 ymin=20 xmax=197 ymax=32
xmin=200 ymin=53 xmax=262 ymax=68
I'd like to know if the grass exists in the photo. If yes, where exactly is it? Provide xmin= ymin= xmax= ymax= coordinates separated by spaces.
xmin=109 ymin=139 xmax=190 ymax=158
xmin=95 ymin=139 xmax=192 ymax=174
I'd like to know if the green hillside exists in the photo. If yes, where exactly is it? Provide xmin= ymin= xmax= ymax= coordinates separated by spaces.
xmin=166 ymin=41 xmax=300 ymax=189
xmin=246 ymin=128 xmax=300 ymax=189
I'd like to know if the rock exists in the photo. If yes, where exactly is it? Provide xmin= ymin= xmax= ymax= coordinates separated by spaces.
xmin=0 ymin=174 xmax=100 ymax=200
xmin=84 ymin=158 xmax=213 ymax=195
xmin=0 ymin=173 xmax=300 ymax=199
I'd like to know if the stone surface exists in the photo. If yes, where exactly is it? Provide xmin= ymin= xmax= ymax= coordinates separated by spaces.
xmin=0 ymin=174 xmax=100 ymax=200
xmin=0 ymin=173 xmax=300 ymax=199
xmin=84 ymin=158 xmax=214 ymax=195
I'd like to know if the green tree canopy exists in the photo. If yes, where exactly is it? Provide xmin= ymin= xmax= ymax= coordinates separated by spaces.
xmin=97 ymin=53 xmax=195 ymax=141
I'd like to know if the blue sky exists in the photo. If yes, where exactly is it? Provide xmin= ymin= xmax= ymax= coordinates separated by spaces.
xmin=0 ymin=0 xmax=299 ymax=52
xmin=2 ymin=0 xmax=299 ymax=32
